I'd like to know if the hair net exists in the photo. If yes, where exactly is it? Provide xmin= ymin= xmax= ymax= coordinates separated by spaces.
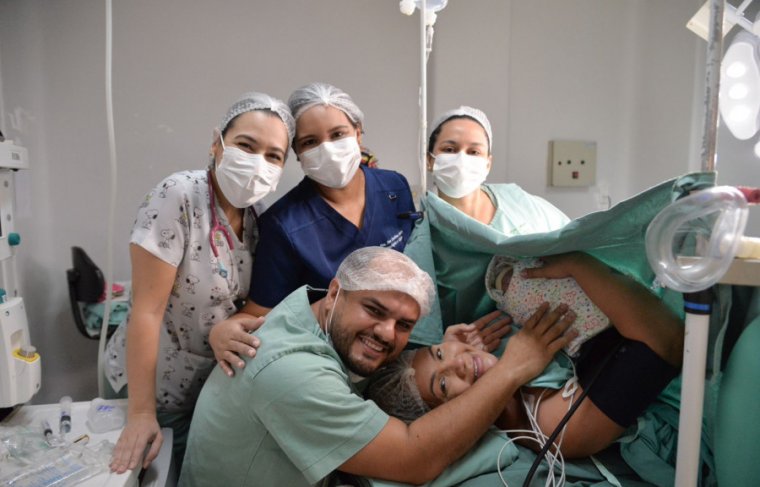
xmin=364 ymin=350 xmax=430 ymax=423
xmin=220 ymin=91 xmax=295 ymax=146
xmin=430 ymin=105 xmax=492 ymax=152
xmin=288 ymin=82 xmax=365 ymax=127
xmin=335 ymin=247 xmax=435 ymax=317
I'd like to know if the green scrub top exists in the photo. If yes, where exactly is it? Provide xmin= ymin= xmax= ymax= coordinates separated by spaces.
xmin=180 ymin=286 xmax=389 ymax=486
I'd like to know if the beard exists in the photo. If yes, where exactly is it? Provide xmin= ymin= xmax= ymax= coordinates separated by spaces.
xmin=328 ymin=298 xmax=395 ymax=377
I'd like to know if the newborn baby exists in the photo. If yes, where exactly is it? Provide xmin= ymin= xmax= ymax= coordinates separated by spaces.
xmin=485 ymin=255 xmax=610 ymax=356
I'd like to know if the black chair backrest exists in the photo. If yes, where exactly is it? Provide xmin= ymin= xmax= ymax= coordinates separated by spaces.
xmin=69 ymin=247 xmax=104 ymax=303
xmin=66 ymin=246 xmax=108 ymax=339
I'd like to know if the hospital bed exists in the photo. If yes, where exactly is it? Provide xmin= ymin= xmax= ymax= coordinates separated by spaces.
xmin=365 ymin=173 xmax=760 ymax=486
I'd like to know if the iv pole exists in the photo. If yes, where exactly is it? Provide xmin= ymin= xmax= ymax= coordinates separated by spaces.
xmin=401 ymin=0 xmax=447 ymax=196
xmin=419 ymin=0 xmax=428 ymax=194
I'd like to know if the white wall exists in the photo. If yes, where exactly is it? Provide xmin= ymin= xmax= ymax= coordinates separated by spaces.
xmin=0 ymin=0 xmax=709 ymax=403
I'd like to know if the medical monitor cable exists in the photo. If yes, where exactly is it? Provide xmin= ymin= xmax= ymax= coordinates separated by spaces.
xmin=510 ymin=366 xmax=577 ymax=486
xmin=495 ymin=429 xmax=566 ymax=487
xmin=522 ymin=338 xmax=624 ymax=487
xmin=98 ymin=0 xmax=119 ymax=397
xmin=495 ymin=360 xmax=580 ymax=486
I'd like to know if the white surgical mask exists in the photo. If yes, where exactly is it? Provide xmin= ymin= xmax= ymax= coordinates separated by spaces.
xmin=299 ymin=137 xmax=362 ymax=189
xmin=432 ymin=152 xmax=489 ymax=198
xmin=215 ymin=138 xmax=283 ymax=208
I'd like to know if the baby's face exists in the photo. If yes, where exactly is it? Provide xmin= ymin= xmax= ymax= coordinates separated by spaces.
xmin=412 ymin=342 xmax=498 ymax=407
xmin=500 ymin=268 xmax=514 ymax=293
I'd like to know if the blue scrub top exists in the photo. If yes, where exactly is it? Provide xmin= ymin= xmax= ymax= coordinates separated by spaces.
xmin=249 ymin=166 xmax=416 ymax=308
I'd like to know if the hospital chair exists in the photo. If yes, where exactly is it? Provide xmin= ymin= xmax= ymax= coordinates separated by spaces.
xmin=66 ymin=246 xmax=120 ymax=339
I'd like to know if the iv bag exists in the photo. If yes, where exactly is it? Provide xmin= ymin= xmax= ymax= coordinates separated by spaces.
xmin=645 ymin=186 xmax=748 ymax=293
xmin=400 ymin=0 xmax=448 ymax=15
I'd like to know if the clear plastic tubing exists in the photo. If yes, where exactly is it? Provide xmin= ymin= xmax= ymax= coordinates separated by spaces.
xmin=645 ymin=185 xmax=749 ymax=293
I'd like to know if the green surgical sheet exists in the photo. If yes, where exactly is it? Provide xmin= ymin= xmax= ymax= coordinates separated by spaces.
xmin=416 ymin=172 xmax=715 ymax=339
xmin=370 ymin=173 xmax=719 ymax=486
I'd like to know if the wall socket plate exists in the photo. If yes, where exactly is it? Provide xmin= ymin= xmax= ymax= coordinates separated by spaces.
xmin=550 ymin=140 xmax=597 ymax=187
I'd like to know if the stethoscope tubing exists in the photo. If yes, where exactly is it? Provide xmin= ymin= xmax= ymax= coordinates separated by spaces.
xmin=208 ymin=169 xmax=235 ymax=258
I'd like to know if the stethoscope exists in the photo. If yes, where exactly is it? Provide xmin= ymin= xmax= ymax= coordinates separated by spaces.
xmin=207 ymin=169 xmax=257 ymax=279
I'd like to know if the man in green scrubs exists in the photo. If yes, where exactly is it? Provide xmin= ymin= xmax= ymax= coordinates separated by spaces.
xmin=180 ymin=247 xmax=574 ymax=486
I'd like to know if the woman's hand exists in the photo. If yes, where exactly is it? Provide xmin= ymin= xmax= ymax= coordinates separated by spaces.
xmin=110 ymin=412 xmax=162 ymax=473
xmin=443 ymin=310 xmax=511 ymax=352
xmin=501 ymin=302 xmax=577 ymax=385
xmin=209 ymin=314 xmax=265 ymax=376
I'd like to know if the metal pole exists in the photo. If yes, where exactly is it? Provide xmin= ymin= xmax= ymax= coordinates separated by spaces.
xmin=700 ymin=0 xmax=724 ymax=172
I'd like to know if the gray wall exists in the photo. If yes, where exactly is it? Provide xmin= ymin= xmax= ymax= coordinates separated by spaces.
xmin=0 ymin=0 xmax=737 ymax=404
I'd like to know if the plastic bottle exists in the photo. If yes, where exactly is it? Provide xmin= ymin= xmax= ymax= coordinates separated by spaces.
xmin=59 ymin=395 xmax=72 ymax=434
xmin=86 ymin=398 xmax=125 ymax=433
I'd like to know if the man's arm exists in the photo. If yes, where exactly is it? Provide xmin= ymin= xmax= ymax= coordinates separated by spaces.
xmin=341 ymin=303 xmax=576 ymax=484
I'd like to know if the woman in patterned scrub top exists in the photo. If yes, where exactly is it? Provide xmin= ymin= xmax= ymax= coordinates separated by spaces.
xmin=105 ymin=91 xmax=295 ymax=474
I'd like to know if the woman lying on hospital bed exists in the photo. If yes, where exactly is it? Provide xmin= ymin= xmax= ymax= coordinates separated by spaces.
xmin=366 ymin=251 xmax=683 ymax=458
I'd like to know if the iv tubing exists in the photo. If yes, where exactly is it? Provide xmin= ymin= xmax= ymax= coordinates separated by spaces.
xmin=98 ymin=0 xmax=118 ymax=398
xmin=419 ymin=0 xmax=428 ymax=194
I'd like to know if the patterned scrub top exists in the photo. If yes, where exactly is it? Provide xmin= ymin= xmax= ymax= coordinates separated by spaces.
xmin=105 ymin=169 xmax=256 ymax=413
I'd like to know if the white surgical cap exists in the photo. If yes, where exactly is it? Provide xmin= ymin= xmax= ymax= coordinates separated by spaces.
xmin=288 ymin=82 xmax=365 ymax=128
xmin=365 ymin=350 xmax=430 ymax=423
xmin=220 ymin=91 xmax=295 ymax=146
xmin=335 ymin=247 xmax=435 ymax=317
xmin=430 ymin=105 xmax=492 ymax=152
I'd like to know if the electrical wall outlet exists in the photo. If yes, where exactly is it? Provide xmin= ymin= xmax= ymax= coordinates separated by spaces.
xmin=550 ymin=140 xmax=597 ymax=187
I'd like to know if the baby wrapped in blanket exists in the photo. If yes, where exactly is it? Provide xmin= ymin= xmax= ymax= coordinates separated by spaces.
xmin=485 ymin=255 xmax=610 ymax=356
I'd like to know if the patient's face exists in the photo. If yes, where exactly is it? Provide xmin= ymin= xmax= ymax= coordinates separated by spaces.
xmin=329 ymin=289 xmax=420 ymax=377
xmin=500 ymin=268 xmax=514 ymax=293
xmin=412 ymin=342 xmax=498 ymax=407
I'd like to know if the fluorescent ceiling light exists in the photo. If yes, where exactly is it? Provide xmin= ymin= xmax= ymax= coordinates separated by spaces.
xmin=719 ymin=31 xmax=760 ymax=139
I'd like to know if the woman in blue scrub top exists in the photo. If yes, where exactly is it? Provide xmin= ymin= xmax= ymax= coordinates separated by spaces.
xmin=209 ymin=83 xmax=416 ymax=375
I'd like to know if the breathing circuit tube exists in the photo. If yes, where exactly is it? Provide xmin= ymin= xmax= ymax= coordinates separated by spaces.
xmin=645 ymin=185 xmax=757 ymax=294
